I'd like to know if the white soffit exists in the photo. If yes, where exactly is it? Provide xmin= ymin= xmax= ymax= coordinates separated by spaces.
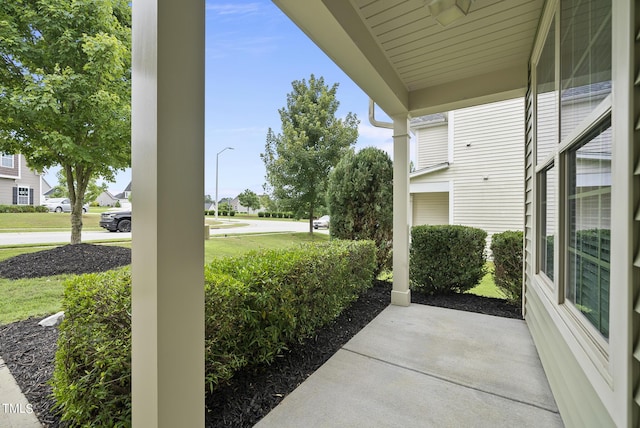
xmin=273 ymin=0 xmax=544 ymax=117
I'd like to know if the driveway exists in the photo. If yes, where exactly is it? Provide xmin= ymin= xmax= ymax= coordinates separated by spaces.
xmin=0 ymin=219 xmax=327 ymax=246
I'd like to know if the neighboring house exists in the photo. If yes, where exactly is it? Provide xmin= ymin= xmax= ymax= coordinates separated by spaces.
xmin=41 ymin=177 xmax=52 ymax=200
xmin=113 ymin=181 xmax=132 ymax=209
xmin=114 ymin=181 xmax=132 ymax=201
xmin=95 ymin=190 xmax=120 ymax=207
xmin=0 ymin=153 xmax=44 ymax=207
xmin=410 ymin=98 xmax=524 ymax=252
xmin=229 ymin=195 xmax=262 ymax=214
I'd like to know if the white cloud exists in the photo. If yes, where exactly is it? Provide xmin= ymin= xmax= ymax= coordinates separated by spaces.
xmin=354 ymin=122 xmax=417 ymax=163
xmin=206 ymin=33 xmax=280 ymax=59
xmin=358 ymin=122 xmax=393 ymax=141
xmin=206 ymin=3 xmax=261 ymax=16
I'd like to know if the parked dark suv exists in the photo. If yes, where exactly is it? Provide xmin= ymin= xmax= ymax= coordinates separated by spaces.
xmin=100 ymin=210 xmax=132 ymax=232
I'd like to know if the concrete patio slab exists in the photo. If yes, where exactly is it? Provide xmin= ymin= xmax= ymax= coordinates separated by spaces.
xmin=256 ymin=304 xmax=563 ymax=428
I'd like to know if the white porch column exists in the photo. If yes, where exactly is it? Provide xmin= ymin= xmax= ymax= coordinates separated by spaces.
xmin=409 ymin=193 xmax=414 ymax=228
xmin=131 ymin=0 xmax=204 ymax=427
xmin=391 ymin=115 xmax=411 ymax=306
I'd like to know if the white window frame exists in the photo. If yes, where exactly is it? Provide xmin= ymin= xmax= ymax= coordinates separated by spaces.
xmin=17 ymin=186 xmax=30 ymax=205
xmin=532 ymin=1 xmax=559 ymax=299
xmin=531 ymin=0 xmax=613 ymax=371
xmin=1 ymin=153 xmax=14 ymax=168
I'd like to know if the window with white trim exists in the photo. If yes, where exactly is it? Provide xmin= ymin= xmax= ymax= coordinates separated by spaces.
xmin=1 ymin=153 xmax=13 ymax=168
xmin=535 ymin=13 xmax=556 ymax=283
xmin=534 ymin=0 xmax=611 ymax=340
xmin=17 ymin=187 xmax=30 ymax=205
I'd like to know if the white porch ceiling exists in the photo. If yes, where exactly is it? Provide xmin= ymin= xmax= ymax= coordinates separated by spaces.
xmin=273 ymin=0 xmax=546 ymax=117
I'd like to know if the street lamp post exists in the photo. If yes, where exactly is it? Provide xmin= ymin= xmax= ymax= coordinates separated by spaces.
xmin=215 ymin=146 xmax=234 ymax=220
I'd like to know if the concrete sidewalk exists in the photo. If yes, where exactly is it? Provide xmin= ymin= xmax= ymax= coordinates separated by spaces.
xmin=256 ymin=304 xmax=563 ymax=427
xmin=0 ymin=357 xmax=42 ymax=427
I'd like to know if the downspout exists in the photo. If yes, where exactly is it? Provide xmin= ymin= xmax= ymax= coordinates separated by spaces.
xmin=369 ymin=99 xmax=393 ymax=129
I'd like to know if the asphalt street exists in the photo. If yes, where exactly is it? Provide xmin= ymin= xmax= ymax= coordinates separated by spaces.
xmin=0 ymin=219 xmax=328 ymax=246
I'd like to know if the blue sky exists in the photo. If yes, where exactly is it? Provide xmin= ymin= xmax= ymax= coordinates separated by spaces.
xmin=45 ymin=0 xmax=397 ymax=200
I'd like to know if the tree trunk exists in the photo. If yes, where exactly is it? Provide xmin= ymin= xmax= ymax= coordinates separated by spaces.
xmin=308 ymin=201 xmax=314 ymax=234
xmin=65 ymin=165 xmax=91 ymax=245
xmin=70 ymin=200 xmax=84 ymax=244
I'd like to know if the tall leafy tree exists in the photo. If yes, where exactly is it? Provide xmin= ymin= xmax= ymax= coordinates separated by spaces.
xmin=328 ymin=147 xmax=394 ymax=274
xmin=237 ymin=189 xmax=260 ymax=212
xmin=0 ymin=0 xmax=131 ymax=243
xmin=261 ymin=74 xmax=358 ymax=232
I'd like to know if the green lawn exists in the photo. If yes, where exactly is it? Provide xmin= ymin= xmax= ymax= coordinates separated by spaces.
xmin=0 ymin=275 xmax=71 ymax=325
xmin=205 ymin=232 xmax=328 ymax=259
xmin=0 ymin=212 xmax=103 ymax=232
xmin=0 ymin=232 xmax=329 ymax=325
xmin=466 ymin=263 xmax=505 ymax=299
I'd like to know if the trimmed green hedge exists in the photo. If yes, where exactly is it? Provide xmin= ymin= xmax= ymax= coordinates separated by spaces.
xmin=491 ymin=230 xmax=523 ymax=304
xmin=410 ymin=225 xmax=487 ymax=295
xmin=0 ymin=204 xmax=48 ymax=213
xmin=51 ymin=269 xmax=132 ymax=427
xmin=51 ymin=240 xmax=376 ymax=425
xmin=204 ymin=239 xmax=376 ymax=389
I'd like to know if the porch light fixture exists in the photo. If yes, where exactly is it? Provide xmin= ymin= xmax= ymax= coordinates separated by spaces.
xmin=428 ymin=0 xmax=472 ymax=27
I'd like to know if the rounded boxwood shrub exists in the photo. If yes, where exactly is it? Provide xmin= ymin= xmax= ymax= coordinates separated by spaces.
xmin=490 ymin=230 xmax=523 ymax=304
xmin=258 ymin=211 xmax=265 ymax=217
xmin=410 ymin=225 xmax=487 ymax=295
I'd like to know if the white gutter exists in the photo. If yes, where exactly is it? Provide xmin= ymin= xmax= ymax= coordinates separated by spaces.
xmin=368 ymin=99 xmax=393 ymax=129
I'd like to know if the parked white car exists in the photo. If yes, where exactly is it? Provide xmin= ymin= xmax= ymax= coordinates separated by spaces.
xmin=313 ymin=215 xmax=330 ymax=229
xmin=42 ymin=198 xmax=89 ymax=213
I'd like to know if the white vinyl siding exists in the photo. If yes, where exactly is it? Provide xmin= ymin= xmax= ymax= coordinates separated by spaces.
xmin=449 ymin=97 xmax=524 ymax=236
xmin=410 ymin=98 xmax=525 ymax=259
xmin=525 ymin=289 xmax=615 ymax=428
xmin=412 ymin=192 xmax=449 ymax=226
xmin=416 ymin=124 xmax=448 ymax=169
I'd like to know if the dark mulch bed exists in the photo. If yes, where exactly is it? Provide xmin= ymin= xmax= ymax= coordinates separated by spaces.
xmin=0 ymin=244 xmax=521 ymax=427
xmin=0 ymin=243 xmax=131 ymax=279
xmin=0 ymin=318 xmax=59 ymax=427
